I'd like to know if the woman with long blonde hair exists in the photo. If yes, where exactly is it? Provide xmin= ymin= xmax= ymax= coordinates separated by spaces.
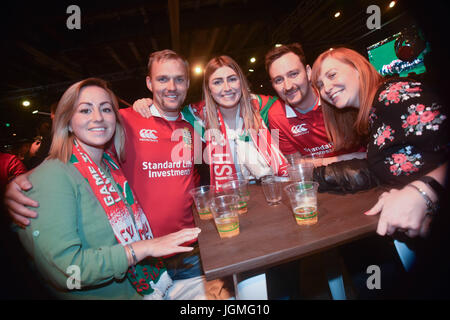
xmin=195 ymin=55 xmax=288 ymax=189
xmin=202 ymin=56 xmax=263 ymax=133
xmin=16 ymin=78 xmax=201 ymax=299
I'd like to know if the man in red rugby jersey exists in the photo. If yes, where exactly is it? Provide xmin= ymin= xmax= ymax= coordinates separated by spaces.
xmin=120 ymin=50 xmax=197 ymax=241
xmin=264 ymin=43 xmax=365 ymax=163
xmin=117 ymin=50 xmax=222 ymax=288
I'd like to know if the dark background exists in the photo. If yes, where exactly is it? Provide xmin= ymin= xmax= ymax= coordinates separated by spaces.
xmin=1 ymin=0 xmax=448 ymax=147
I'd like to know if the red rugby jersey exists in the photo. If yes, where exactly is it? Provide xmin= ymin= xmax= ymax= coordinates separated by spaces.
xmin=119 ymin=106 xmax=198 ymax=238
xmin=268 ymin=95 xmax=361 ymax=157
xmin=1 ymin=152 xmax=27 ymax=194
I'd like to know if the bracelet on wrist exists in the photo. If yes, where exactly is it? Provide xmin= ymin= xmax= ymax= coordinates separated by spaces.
xmin=417 ymin=175 xmax=445 ymax=200
xmin=127 ymin=244 xmax=138 ymax=265
xmin=406 ymin=183 xmax=438 ymax=215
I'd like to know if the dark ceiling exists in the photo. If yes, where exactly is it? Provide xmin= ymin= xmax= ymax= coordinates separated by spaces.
xmin=0 ymin=0 xmax=447 ymax=145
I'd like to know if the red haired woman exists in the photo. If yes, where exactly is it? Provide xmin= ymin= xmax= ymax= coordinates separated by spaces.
xmin=311 ymin=47 xmax=447 ymax=238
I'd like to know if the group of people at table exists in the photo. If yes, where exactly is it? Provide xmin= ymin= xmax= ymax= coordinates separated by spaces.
xmin=3 ymin=42 xmax=447 ymax=299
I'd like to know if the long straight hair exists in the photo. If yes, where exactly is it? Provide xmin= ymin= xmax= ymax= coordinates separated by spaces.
xmin=311 ymin=47 xmax=383 ymax=150
xmin=203 ymin=55 xmax=262 ymax=132
xmin=48 ymin=78 xmax=126 ymax=163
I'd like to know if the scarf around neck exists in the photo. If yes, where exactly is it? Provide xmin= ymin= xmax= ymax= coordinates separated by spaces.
xmin=208 ymin=109 xmax=288 ymax=191
xmin=182 ymin=98 xmax=289 ymax=192
xmin=70 ymin=139 xmax=172 ymax=299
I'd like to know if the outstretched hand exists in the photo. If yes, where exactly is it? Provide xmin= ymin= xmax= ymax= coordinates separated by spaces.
xmin=364 ymin=186 xmax=432 ymax=238
xmin=132 ymin=98 xmax=153 ymax=118
xmin=146 ymin=228 xmax=201 ymax=257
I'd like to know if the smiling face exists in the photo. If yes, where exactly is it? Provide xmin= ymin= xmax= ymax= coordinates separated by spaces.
xmin=69 ymin=85 xmax=116 ymax=160
xmin=269 ymin=52 xmax=312 ymax=109
xmin=208 ymin=66 xmax=242 ymax=109
xmin=146 ymin=58 xmax=189 ymax=117
xmin=315 ymin=57 xmax=360 ymax=109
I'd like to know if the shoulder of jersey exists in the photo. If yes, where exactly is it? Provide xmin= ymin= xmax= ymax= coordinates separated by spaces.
xmin=267 ymin=97 xmax=285 ymax=115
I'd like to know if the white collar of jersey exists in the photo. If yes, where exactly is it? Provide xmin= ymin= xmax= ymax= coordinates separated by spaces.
xmin=149 ymin=104 xmax=188 ymax=122
xmin=285 ymin=104 xmax=297 ymax=118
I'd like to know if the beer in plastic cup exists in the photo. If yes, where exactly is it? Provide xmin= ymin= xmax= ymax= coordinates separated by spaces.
xmin=222 ymin=179 xmax=250 ymax=214
xmin=209 ymin=195 xmax=240 ymax=238
xmin=284 ymin=181 xmax=319 ymax=226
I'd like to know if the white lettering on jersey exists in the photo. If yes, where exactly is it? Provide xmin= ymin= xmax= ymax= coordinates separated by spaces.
xmin=304 ymin=143 xmax=334 ymax=155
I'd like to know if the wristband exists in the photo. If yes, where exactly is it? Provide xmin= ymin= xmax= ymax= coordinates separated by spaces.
xmin=406 ymin=184 xmax=438 ymax=215
xmin=417 ymin=176 xmax=445 ymax=200
xmin=127 ymin=244 xmax=138 ymax=266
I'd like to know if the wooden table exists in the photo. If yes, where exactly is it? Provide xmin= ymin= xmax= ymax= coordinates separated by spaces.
xmin=193 ymin=183 xmax=386 ymax=298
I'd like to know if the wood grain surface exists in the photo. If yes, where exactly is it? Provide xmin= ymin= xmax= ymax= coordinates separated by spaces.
xmin=193 ymin=183 xmax=386 ymax=280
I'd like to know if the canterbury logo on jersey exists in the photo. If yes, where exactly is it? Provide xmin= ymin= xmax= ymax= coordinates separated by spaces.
xmin=291 ymin=124 xmax=308 ymax=135
xmin=139 ymin=129 xmax=158 ymax=141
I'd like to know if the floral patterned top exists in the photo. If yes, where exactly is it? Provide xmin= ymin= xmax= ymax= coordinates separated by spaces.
xmin=367 ymin=79 xmax=448 ymax=186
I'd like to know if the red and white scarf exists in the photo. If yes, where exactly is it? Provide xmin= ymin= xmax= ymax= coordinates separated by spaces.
xmin=202 ymin=108 xmax=289 ymax=191
xmin=71 ymin=140 xmax=172 ymax=298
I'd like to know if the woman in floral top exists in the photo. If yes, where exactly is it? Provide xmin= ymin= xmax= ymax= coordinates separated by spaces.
xmin=311 ymin=47 xmax=447 ymax=239
xmin=370 ymin=81 xmax=446 ymax=182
